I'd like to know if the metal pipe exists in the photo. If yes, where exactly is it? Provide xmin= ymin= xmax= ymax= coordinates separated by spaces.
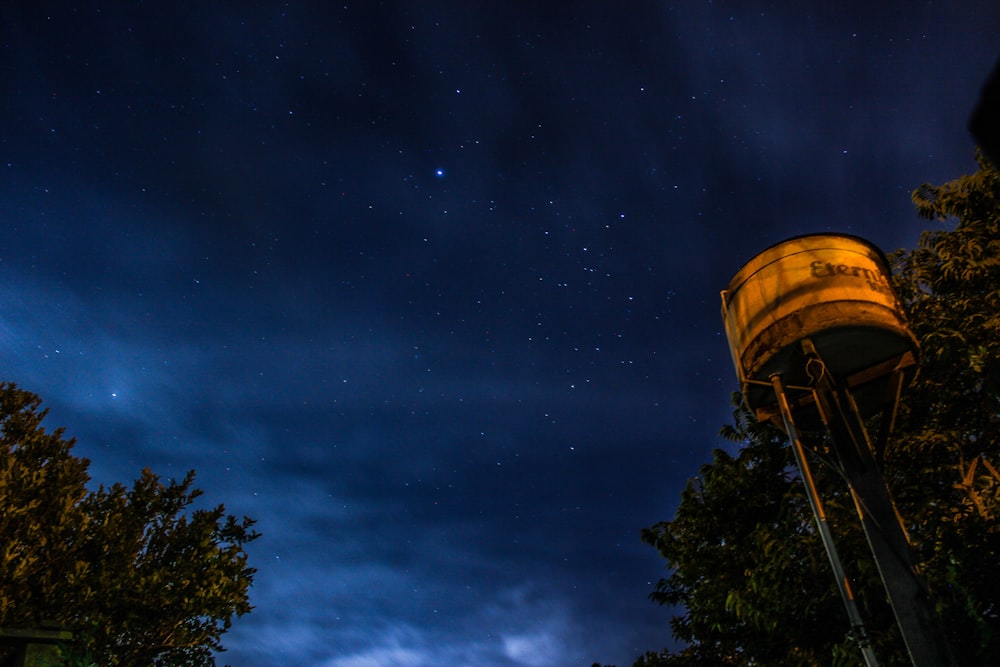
xmin=769 ymin=373 xmax=879 ymax=667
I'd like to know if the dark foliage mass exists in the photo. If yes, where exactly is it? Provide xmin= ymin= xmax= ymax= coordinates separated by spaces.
xmin=0 ymin=383 xmax=259 ymax=666
xmin=606 ymin=153 xmax=1000 ymax=666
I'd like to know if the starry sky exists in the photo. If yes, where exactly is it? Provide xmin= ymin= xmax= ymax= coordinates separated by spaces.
xmin=2 ymin=3 xmax=998 ymax=666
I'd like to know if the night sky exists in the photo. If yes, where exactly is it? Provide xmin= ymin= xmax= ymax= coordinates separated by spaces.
xmin=2 ymin=3 xmax=998 ymax=666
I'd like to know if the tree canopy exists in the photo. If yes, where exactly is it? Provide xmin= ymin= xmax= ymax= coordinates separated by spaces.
xmin=0 ymin=383 xmax=259 ymax=666
xmin=629 ymin=152 xmax=1000 ymax=667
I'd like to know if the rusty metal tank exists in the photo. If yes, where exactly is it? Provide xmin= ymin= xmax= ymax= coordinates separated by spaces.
xmin=721 ymin=234 xmax=919 ymax=422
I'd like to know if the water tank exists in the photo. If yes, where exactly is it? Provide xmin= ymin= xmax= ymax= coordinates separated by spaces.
xmin=721 ymin=234 xmax=919 ymax=422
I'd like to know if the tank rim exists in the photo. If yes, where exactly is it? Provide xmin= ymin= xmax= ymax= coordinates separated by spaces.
xmin=734 ymin=232 xmax=893 ymax=272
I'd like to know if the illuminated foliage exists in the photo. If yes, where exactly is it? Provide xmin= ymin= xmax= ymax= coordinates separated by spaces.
xmin=0 ymin=384 xmax=259 ymax=666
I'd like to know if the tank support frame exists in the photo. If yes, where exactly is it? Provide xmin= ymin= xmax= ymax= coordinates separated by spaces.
xmin=770 ymin=373 xmax=879 ymax=667
xmin=798 ymin=338 xmax=957 ymax=667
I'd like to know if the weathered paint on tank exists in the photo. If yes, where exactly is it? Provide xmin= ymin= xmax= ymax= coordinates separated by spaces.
xmin=721 ymin=234 xmax=918 ymax=422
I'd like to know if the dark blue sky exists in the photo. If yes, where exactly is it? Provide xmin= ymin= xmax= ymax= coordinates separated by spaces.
xmin=2 ymin=3 xmax=997 ymax=665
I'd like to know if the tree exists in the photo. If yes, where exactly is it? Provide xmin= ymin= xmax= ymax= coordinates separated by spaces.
xmin=0 ymin=383 xmax=259 ymax=665
xmin=888 ymin=150 xmax=1000 ymax=662
xmin=634 ymin=152 xmax=1000 ymax=666
xmin=639 ymin=402 xmax=898 ymax=666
